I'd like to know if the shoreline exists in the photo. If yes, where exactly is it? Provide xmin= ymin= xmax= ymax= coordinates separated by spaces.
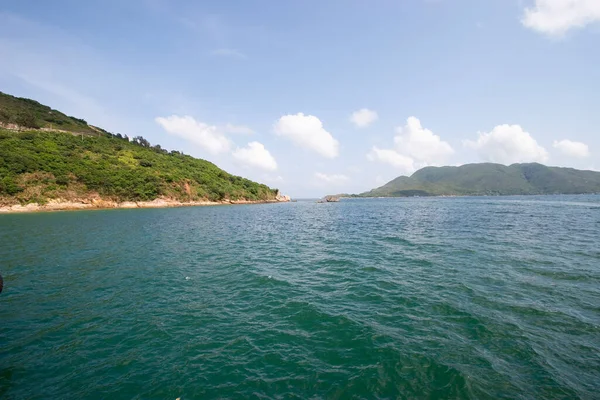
xmin=341 ymin=193 xmax=599 ymax=199
xmin=0 ymin=197 xmax=290 ymax=214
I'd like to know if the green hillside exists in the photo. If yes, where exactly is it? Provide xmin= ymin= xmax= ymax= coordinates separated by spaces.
xmin=361 ymin=163 xmax=600 ymax=197
xmin=0 ymin=92 xmax=279 ymax=205
xmin=0 ymin=91 xmax=104 ymax=135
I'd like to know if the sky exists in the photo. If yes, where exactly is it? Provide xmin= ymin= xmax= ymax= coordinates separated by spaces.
xmin=0 ymin=0 xmax=599 ymax=197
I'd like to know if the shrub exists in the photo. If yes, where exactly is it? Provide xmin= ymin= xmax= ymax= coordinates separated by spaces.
xmin=55 ymin=175 xmax=70 ymax=186
xmin=14 ymin=112 xmax=40 ymax=129
xmin=18 ymin=132 xmax=37 ymax=140
xmin=0 ymin=176 xmax=23 ymax=195
xmin=0 ymin=128 xmax=278 ymax=203
xmin=69 ymin=116 xmax=87 ymax=125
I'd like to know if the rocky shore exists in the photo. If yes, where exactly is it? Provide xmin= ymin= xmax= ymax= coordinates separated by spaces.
xmin=0 ymin=196 xmax=291 ymax=213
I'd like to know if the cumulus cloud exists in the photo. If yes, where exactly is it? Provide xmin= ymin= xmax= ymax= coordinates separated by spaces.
xmin=274 ymin=113 xmax=339 ymax=158
xmin=224 ymin=123 xmax=254 ymax=135
xmin=367 ymin=147 xmax=415 ymax=172
xmin=350 ymin=108 xmax=378 ymax=128
xmin=232 ymin=141 xmax=278 ymax=171
xmin=553 ymin=139 xmax=590 ymax=158
xmin=367 ymin=117 xmax=453 ymax=174
xmin=314 ymin=172 xmax=349 ymax=184
xmin=155 ymin=115 xmax=232 ymax=154
xmin=464 ymin=124 xmax=549 ymax=164
xmin=394 ymin=117 xmax=454 ymax=163
xmin=521 ymin=0 xmax=600 ymax=36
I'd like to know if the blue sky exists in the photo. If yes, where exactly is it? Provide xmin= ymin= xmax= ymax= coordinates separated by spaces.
xmin=1 ymin=0 xmax=598 ymax=197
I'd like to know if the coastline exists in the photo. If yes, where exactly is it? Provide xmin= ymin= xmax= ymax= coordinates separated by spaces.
xmin=345 ymin=193 xmax=599 ymax=199
xmin=0 ymin=197 xmax=290 ymax=214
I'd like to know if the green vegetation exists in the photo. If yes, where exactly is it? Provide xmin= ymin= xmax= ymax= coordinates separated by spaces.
xmin=0 ymin=92 xmax=278 ymax=205
xmin=0 ymin=91 xmax=105 ymax=135
xmin=361 ymin=163 xmax=600 ymax=197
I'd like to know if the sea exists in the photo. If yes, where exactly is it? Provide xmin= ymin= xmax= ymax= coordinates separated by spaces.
xmin=1 ymin=195 xmax=599 ymax=399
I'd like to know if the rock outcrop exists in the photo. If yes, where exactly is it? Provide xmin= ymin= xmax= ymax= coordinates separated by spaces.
xmin=0 ymin=196 xmax=292 ymax=213
xmin=317 ymin=195 xmax=340 ymax=203
xmin=275 ymin=191 xmax=291 ymax=202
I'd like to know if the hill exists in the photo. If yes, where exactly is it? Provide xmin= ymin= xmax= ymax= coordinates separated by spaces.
xmin=0 ymin=91 xmax=284 ymax=210
xmin=360 ymin=163 xmax=600 ymax=197
xmin=0 ymin=91 xmax=106 ymax=136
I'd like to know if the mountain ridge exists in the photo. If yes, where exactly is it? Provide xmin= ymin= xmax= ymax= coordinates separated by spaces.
xmin=358 ymin=163 xmax=600 ymax=197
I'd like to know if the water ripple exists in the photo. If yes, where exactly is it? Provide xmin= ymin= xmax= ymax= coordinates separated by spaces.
xmin=1 ymin=195 xmax=599 ymax=399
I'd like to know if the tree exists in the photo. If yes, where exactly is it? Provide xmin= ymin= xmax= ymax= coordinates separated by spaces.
xmin=133 ymin=136 xmax=151 ymax=147
xmin=0 ymin=175 xmax=23 ymax=195
xmin=13 ymin=112 xmax=40 ymax=129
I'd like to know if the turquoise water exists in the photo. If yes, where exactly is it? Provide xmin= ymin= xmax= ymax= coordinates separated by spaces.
xmin=1 ymin=196 xmax=599 ymax=399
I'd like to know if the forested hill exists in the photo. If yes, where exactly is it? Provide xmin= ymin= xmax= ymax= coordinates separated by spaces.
xmin=0 ymin=91 xmax=280 ymax=205
xmin=361 ymin=163 xmax=600 ymax=197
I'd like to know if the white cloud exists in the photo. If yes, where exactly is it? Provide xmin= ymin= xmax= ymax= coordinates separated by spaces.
xmin=211 ymin=48 xmax=247 ymax=59
xmin=553 ymin=139 xmax=590 ymax=158
xmin=350 ymin=108 xmax=378 ymax=128
xmin=155 ymin=115 xmax=232 ymax=154
xmin=464 ymin=124 xmax=549 ymax=164
xmin=224 ymin=123 xmax=254 ymax=135
xmin=232 ymin=141 xmax=278 ymax=171
xmin=366 ymin=117 xmax=453 ymax=174
xmin=314 ymin=172 xmax=349 ymax=184
xmin=521 ymin=0 xmax=600 ymax=36
xmin=367 ymin=147 xmax=415 ymax=172
xmin=274 ymin=113 xmax=340 ymax=158
xmin=394 ymin=117 xmax=454 ymax=163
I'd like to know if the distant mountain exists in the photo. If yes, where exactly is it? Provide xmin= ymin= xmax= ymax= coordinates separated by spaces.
xmin=360 ymin=163 xmax=600 ymax=197
xmin=0 ymin=91 xmax=285 ymax=209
